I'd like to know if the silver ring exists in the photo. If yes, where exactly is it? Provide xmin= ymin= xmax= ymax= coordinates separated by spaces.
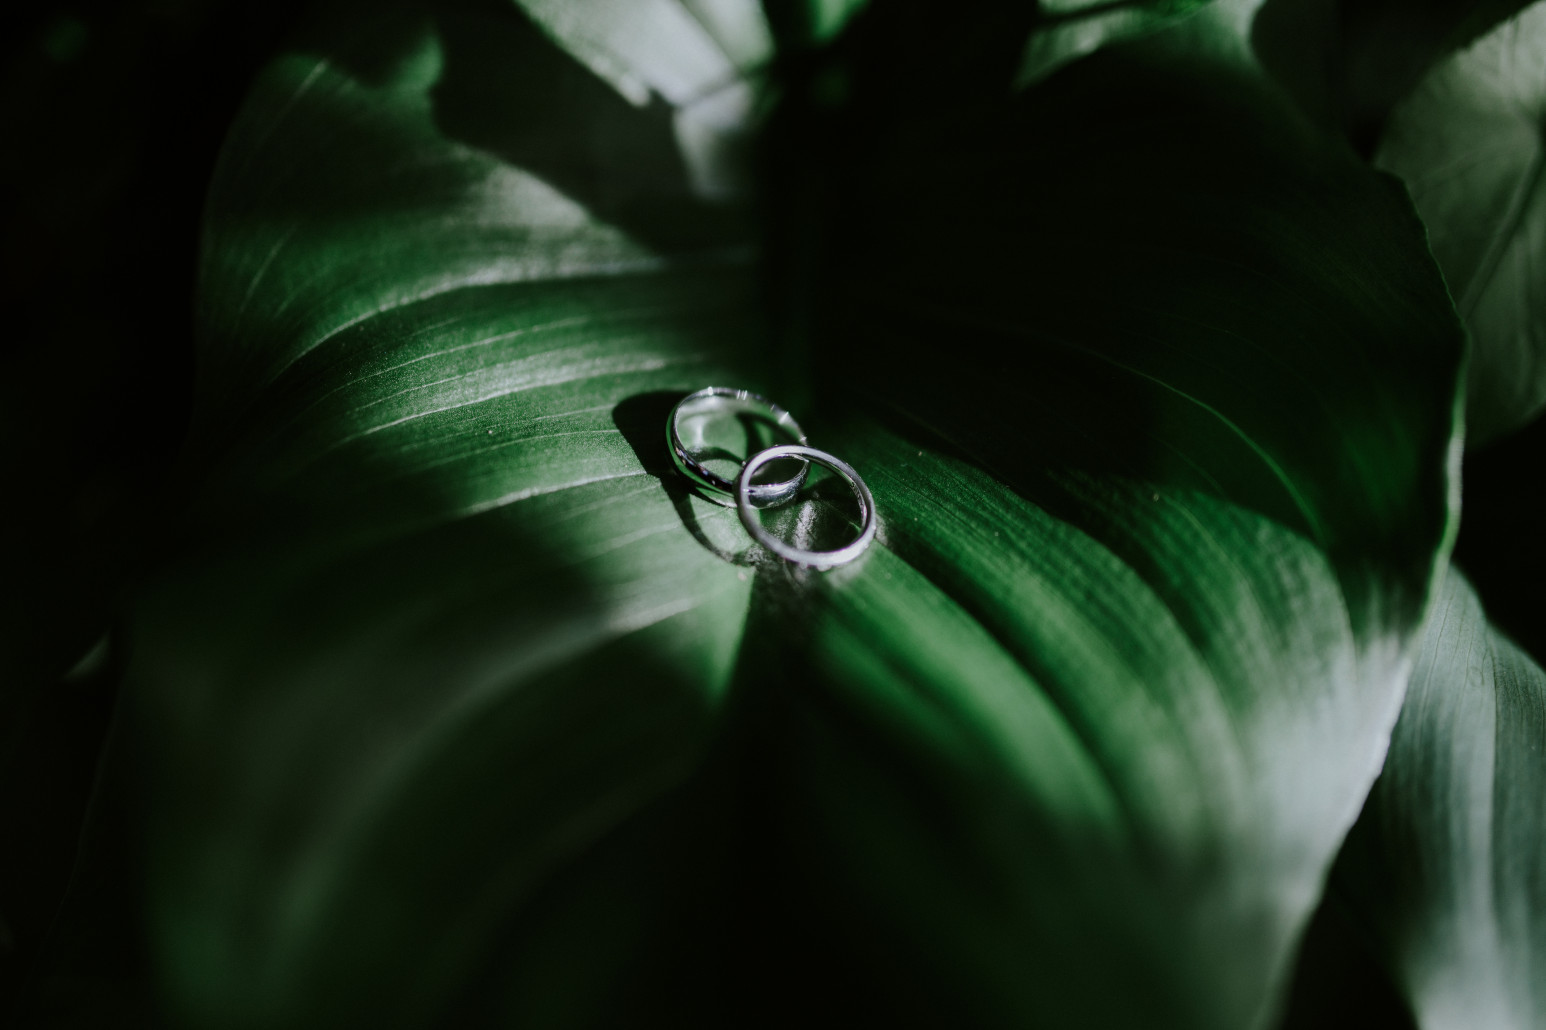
xmin=736 ymin=445 xmax=877 ymax=569
xmin=667 ymin=387 xmax=809 ymax=507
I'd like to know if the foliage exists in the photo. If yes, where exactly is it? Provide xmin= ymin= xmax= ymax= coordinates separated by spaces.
xmin=1374 ymin=3 xmax=1546 ymax=444
xmin=3 ymin=0 xmax=1544 ymax=1027
xmin=1335 ymin=570 xmax=1546 ymax=1030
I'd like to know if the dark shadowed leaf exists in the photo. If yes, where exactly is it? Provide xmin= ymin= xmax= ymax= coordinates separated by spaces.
xmin=1331 ymin=571 xmax=1546 ymax=1029
xmin=1015 ymin=0 xmax=1221 ymax=87
xmin=1374 ymin=1 xmax=1546 ymax=446
xmin=1450 ymin=414 xmax=1546 ymax=664
xmin=125 ymin=1 xmax=1464 ymax=1027
xmin=1251 ymin=0 xmax=1536 ymax=152
xmin=1276 ymin=887 xmax=1418 ymax=1030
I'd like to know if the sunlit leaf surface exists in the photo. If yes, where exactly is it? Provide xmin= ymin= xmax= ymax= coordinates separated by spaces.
xmin=1333 ymin=571 xmax=1546 ymax=1030
xmin=1375 ymin=0 xmax=1546 ymax=445
xmin=128 ymin=1 xmax=1465 ymax=1026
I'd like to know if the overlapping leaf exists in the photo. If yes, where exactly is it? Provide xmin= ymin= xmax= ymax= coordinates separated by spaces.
xmin=1374 ymin=0 xmax=1546 ymax=445
xmin=1016 ymin=0 xmax=1221 ymax=87
xmin=1251 ymin=0 xmax=1537 ymax=149
xmin=1331 ymin=571 xmax=1546 ymax=1029
xmin=127 ymin=1 xmax=1466 ymax=1027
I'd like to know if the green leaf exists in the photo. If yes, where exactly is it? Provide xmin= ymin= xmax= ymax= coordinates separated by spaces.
xmin=129 ymin=2 xmax=1465 ymax=1027
xmin=768 ymin=0 xmax=871 ymax=47
xmin=1372 ymin=1 xmax=1546 ymax=444
xmin=1331 ymin=570 xmax=1546 ymax=1029
xmin=1015 ymin=0 xmax=1226 ymax=88
xmin=1251 ymin=0 xmax=1536 ymax=150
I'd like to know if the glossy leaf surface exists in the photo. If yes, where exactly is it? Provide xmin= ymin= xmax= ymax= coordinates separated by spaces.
xmin=1375 ymin=1 xmax=1546 ymax=445
xmin=128 ymin=1 xmax=1465 ymax=1027
xmin=1333 ymin=571 xmax=1546 ymax=1029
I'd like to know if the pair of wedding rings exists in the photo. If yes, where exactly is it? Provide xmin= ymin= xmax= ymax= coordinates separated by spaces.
xmin=666 ymin=387 xmax=876 ymax=570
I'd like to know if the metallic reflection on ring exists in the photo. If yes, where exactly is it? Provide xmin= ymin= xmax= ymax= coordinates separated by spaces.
xmin=667 ymin=387 xmax=809 ymax=508
xmin=736 ymin=445 xmax=876 ymax=569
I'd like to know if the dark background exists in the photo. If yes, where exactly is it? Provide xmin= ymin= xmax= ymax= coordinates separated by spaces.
xmin=0 ymin=1 xmax=1539 ymax=1025
xmin=0 ymin=2 xmax=307 ymax=1020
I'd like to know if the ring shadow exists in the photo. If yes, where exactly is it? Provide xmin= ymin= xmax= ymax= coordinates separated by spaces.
xmin=613 ymin=392 xmax=865 ymax=571
xmin=612 ymin=391 xmax=759 ymax=568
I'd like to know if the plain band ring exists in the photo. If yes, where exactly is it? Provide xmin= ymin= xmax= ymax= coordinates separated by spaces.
xmin=667 ymin=387 xmax=809 ymax=507
xmin=736 ymin=445 xmax=877 ymax=569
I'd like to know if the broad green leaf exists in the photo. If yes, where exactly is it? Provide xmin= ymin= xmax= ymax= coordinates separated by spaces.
xmin=512 ymin=0 xmax=770 ymax=199
xmin=1331 ymin=571 xmax=1546 ymax=1029
xmin=129 ymin=2 xmax=1464 ymax=1027
xmin=1373 ymin=1 xmax=1546 ymax=444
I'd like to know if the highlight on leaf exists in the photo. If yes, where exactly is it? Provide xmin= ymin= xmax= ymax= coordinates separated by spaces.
xmin=13 ymin=0 xmax=1546 ymax=1028
xmin=1331 ymin=570 xmax=1546 ymax=1030
xmin=1375 ymin=0 xmax=1546 ymax=445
